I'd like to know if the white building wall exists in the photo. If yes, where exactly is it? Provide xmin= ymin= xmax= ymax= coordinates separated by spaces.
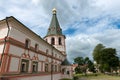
xmin=29 ymin=51 xmax=35 ymax=58
xmin=10 ymin=22 xmax=64 ymax=56
xmin=38 ymin=55 xmax=45 ymax=61
xmin=9 ymin=57 xmax=20 ymax=72
xmin=0 ymin=25 xmax=8 ymax=38
xmin=9 ymin=45 xmax=24 ymax=56
xmin=38 ymin=62 xmax=41 ymax=72
xmin=9 ymin=27 xmax=27 ymax=43
xmin=0 ymin=44 xmax=4 ymax=53
xmin=28 ymin=60 xmax=32 ymax=73
xmin=9 ymin=26 xmax=55 ymax=57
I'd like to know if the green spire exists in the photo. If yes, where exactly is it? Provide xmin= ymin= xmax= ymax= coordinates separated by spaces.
xmin=46 ymin=8 xmax=62 ymax=36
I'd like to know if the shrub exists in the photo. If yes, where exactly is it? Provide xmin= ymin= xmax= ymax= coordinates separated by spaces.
xmin=60 ymin=78 xmax=72 ymax=80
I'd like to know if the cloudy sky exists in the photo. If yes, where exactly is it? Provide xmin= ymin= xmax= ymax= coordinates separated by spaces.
xmin=0 ymin=0 xmax=120 ymax=63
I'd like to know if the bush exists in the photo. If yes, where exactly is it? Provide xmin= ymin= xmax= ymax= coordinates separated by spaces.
xmin=73 ymin=76 xmax=79 ymax=80
xmin=74 ymin=73 xmax=100 ymax=78
xmin=60 ymin=78 xmax=72 ymax=80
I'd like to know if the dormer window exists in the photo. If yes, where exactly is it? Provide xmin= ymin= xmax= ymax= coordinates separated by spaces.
xmin=25 ymin=39 xmax=30 ymax=49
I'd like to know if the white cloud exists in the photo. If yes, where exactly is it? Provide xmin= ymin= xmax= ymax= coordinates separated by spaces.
xmin=67 ymin=29 xmax=120 ymax=63
xmin=31 ymin=0 xmax=40 ymax=5
xmin=0 ymin=0 xmax=120 ymax=62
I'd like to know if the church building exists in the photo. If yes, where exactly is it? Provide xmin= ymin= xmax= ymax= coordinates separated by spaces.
xmin=0 ymin=8 xmax=72 ymax=80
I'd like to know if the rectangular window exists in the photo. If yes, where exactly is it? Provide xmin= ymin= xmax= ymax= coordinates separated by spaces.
xmin=32 ymin=61 xmax=38 ymax=73
xmin=52 ymin=65 xmax=55 ymax=72
xmin=55 ymin=65 xmax=57 ymax=72
xmin=25 ymin=39 xmax=30 ymax=49
xmin=35 ymin=44 xmax=39 ymax=52
xmin=45 ymin=63 xmax=48 ymax=72
xmin=59 ymin=65 xmax=61 ymax=72
xmin=58 ymin=37 xmax=62 ymax=45
xmin=20 ymin=59 xmax=29 ymax=73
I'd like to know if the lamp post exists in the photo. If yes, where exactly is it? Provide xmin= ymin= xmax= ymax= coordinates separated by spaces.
xmin=51 ymin=45 xmax=53 ymax=80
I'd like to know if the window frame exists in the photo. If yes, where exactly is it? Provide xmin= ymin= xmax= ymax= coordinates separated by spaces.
xmin=35 ymin=44 xmax=39 ymax=52
xmin=58 ymin=37 xmax=62 ymax=45
xmin=32 ymin=61 xmax=38 ymax=73
xmin=55 ymin=65 xmax=57 ymax=72
xmin=25 ymin=39 xmax=31 ymax=49
xmin=45 ymin=63 xmax=49 ymax=72
xmin=20 ymin=59 xmax=29 ymax=73
xmin=51 ymin=37 xmax=55 ymax=45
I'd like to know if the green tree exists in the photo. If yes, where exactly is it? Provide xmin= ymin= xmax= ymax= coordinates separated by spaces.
xmin=99 ymin=48 xmax=119 ymax=72
xmin=92 ymin=43 xmax=105 ymax=64
xmin=74 ymin=57 xmax=85 ymax=74
xmin=87 ymin=60 xmax=96 ymax=73
xmin=93 ymin=44 xmax=119 ymax=73
xmin=75 ymin=66 xmax=81 ymax=74
xmin=74 ymin=57 xmax=84 ymax=65
xmin=74 ymin=57 xmax=95 ymax=74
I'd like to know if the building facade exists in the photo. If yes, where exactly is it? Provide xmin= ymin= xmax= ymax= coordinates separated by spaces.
xmin=0 ymin=9 xmax=72 ymax=80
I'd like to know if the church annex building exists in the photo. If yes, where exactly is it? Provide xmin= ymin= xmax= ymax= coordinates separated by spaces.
xmin=0 ymin=9 xmax=72 ymax=80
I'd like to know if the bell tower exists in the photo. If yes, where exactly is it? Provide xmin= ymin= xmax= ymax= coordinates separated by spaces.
xmin=44 ymin=8 xmax=66 ymax=55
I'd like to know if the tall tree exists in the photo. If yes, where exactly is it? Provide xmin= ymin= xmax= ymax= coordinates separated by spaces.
xmin=92 ymin=43 xmax=105 ymax=64
xmin=99 ymin=48 xmax=119 ymax=72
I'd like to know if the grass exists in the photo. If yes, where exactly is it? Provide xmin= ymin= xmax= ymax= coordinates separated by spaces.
xmin=59 ymin=78 xmax=72 ymax=80
xmin=75 ymin=74 xmax=120 ymax=80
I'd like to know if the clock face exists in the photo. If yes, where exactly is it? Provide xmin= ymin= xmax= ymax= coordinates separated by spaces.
xmin=52 ymin=27 xmax=55 ymax=31
xmin=57 ymin=27 xmax=61 ymax=31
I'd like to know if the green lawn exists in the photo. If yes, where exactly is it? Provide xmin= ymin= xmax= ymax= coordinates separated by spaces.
xmin=78 ymin=74 xmax=120 ymax=80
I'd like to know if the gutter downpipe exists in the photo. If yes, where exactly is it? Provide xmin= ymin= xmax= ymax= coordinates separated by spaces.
xmin=0 ymin=17 xmax=10 ymax=69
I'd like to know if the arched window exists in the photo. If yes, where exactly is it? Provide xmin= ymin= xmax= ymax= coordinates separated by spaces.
xmin=58 ymin=37 xmax=62 ymax=45
xmin=25 ymin=39 xmax=30 ymax=49
xmin=35 ymin=44 xmax=39 ymax=52
xmin=51 ymin=37 xmax=55 ymax=45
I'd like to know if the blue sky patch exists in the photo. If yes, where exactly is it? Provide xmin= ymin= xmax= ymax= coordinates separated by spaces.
xmin=63 ymin=28 xmax=77 ymax=35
